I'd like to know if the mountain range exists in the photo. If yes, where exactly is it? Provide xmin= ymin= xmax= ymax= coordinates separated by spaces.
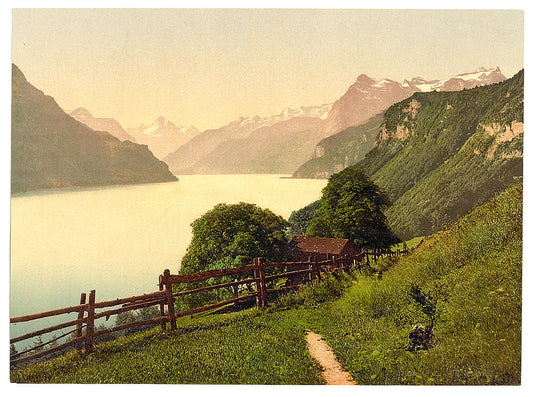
xmin=292 ymin=67 xmax=507 ymax=179
xmin=11 ymin=64 xmax=177 ymax=193
xmin=164 ymin=103 xmax=332 ymax=174
xmin=11 ymin=63 xmax=513 ymax=208
xmin=164 ymin=67 xmax=507 ymax=175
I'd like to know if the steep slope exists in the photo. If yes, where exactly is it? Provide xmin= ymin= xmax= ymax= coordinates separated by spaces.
xmin=292 ymin=113 xmax=383 ymax=178
xmin=70 ymin=107 xmax=136 ymax=143
xmin=322 ymin=75 xmax=414 ymax=135
xmin=316 ymin=182 xmax=522 ymax=385
xmin=127 ymin=117 xmax=199 ymax=160
xmin=11 ymin=64 xmax=177 ymax=193
xmin=357 ymin=70 xmax=523 ymax=239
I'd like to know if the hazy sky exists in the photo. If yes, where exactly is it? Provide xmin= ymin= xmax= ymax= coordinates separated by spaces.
xmin=12 ymin=9 xmax=524 ymax=131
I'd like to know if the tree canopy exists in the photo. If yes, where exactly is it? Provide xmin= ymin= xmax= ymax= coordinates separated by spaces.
xmin=287 ymin=200 xmax=321 ymax=238
xmin=306 ymin=166 xmax=399 ymax=249
xmin=180 ymin=202 xmax=288 ymax=275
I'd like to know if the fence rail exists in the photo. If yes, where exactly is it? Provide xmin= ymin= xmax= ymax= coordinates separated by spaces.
xmin=10 ymin=244 xmax=419 ymax=367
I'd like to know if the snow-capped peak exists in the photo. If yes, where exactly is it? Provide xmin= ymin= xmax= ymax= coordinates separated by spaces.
xmin=130 ymin=117 xmax=198 ymax=138
xmin=227 ymin=103 xmax=332 ymax=130
xmin=405 ymin=67 xmax=505 ymax=92
xmin=454 ymin=66 xmax=503 ymax=81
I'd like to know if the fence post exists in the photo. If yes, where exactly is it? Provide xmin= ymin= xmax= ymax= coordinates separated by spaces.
xmin=312 ymin=259 xmax=321 ymax=282
xmin=258 ymin=258 xmax=268 ymax=308
xmin=163 ymin=269 xmax=177 ymax=331
xmin=85 ymin=290 xmax=95 ymax=353
xmin=254 ymin=258 xmax=268 ymax=309
xmin=76 ymin=292 xmax=86 ymax=352
xmin=253 ymin=258 xmax=263 ymax=308
xmin=158 ymin=275 xmax=166 ymax=332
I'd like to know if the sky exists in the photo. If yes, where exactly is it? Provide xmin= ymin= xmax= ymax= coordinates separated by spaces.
xmin=11 ymin=8 xmax=525 ymax=131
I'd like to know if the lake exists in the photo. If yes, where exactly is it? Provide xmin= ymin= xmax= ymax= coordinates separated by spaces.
xmin=10 ymin=175 xmax=326 ymax=344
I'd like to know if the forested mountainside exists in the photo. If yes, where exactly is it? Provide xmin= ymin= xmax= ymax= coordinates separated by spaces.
xmin=359 ymin=70 xmax=523 ymax=239
xmin=11 ymin=64 xmax=177 ymax=193
xmin=292 ymin=113 xmax=383 ymax=178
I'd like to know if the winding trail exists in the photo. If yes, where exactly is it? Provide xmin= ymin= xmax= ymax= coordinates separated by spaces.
xmin=306 ymin=332 xmax=357 ymax=385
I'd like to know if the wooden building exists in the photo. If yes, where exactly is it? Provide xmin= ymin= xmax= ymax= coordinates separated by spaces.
xmin=287 ymin=236 xmax=361 ymax=262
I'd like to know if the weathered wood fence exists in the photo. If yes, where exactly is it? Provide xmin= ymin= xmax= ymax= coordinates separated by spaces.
xmin=11 ymin=246 xmax=416 ymax=367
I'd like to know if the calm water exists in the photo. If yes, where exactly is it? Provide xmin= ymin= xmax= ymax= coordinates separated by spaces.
xmin=10 ymin=175 xmax=326 ymax=343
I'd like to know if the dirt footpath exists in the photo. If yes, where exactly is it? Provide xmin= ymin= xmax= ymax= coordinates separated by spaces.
xmin=306 ymin=332 xmax=357 ymax=385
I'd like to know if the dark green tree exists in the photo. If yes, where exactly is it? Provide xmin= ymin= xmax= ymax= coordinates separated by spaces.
xmin=307 ymin=166 xmax=399 ymax=249
xmin=181 ymin=202 xmax=288 ymax=274
xmin=177 ymin=203 xmax=288 ymax=308
xmin=287 ymin=200 xmax=321 ymax=238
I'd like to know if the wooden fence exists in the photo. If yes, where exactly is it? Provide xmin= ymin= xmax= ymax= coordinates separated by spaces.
xmin=11 ymin=247 xmax=412 ymax=367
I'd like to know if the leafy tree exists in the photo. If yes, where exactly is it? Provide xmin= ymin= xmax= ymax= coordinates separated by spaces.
xmin=181 ymin=202 xmax=288 ymax=273
xmin=307 ymin=167 xmax=399 ymax=249
xmin=177 ymin=203 xmax=288 ymax=308
xmin=287 ymin=200 xmax=321 ymax=238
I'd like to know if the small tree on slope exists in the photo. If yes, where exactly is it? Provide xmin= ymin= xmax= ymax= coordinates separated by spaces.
xmin=307 ymin=166 xmax=399 ymax=249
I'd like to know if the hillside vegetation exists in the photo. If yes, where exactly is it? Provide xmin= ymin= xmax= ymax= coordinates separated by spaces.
xmin=293 ymin=113 xmax=383 ymax=178
xmin=358 ymin=70 xmax=523 ymax=239
xmin=11 ymin=183 xmax=521 ymax=385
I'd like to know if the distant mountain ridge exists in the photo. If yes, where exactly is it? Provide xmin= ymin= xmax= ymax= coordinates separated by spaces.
xmin=127 ymin=117 xmax=200 ymax=160
xmin=11 ymin=64 xmax=177 ymax=193
xmin=164 ymin=103 xmax=332 ymax=174
xmin=165 ymin=67 xmax=507 ymax=175
xmin=70 ymin=107 xmax=136 ymax=142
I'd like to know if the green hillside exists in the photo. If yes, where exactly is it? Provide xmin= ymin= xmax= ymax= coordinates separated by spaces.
xmin=353 ymin=70 xmax=523 ymax=239
xmin=11 ymin=183 xmax=521 ymax=384
xmin=292 ymin=113 xmax=383 ymax=178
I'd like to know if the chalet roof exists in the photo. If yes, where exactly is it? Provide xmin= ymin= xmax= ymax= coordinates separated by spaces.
xmin=289 ymin=236 xmax=356 ymax=255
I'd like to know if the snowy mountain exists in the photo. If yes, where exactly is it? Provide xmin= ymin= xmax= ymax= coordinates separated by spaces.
xmin=221 ymin=104 xmax=332 ymax=131
xmin=127 ymin=117 xmax=200 ymax=160
xmin=70 ymin=107 xmax=136 ymax=142
xmin=164 ymin=104 xmax=332 ymax=173
xmin=322 ymin=67 xmax=506 ymax=136
xmin=403 ymin=67 xmax=506 ymax=92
